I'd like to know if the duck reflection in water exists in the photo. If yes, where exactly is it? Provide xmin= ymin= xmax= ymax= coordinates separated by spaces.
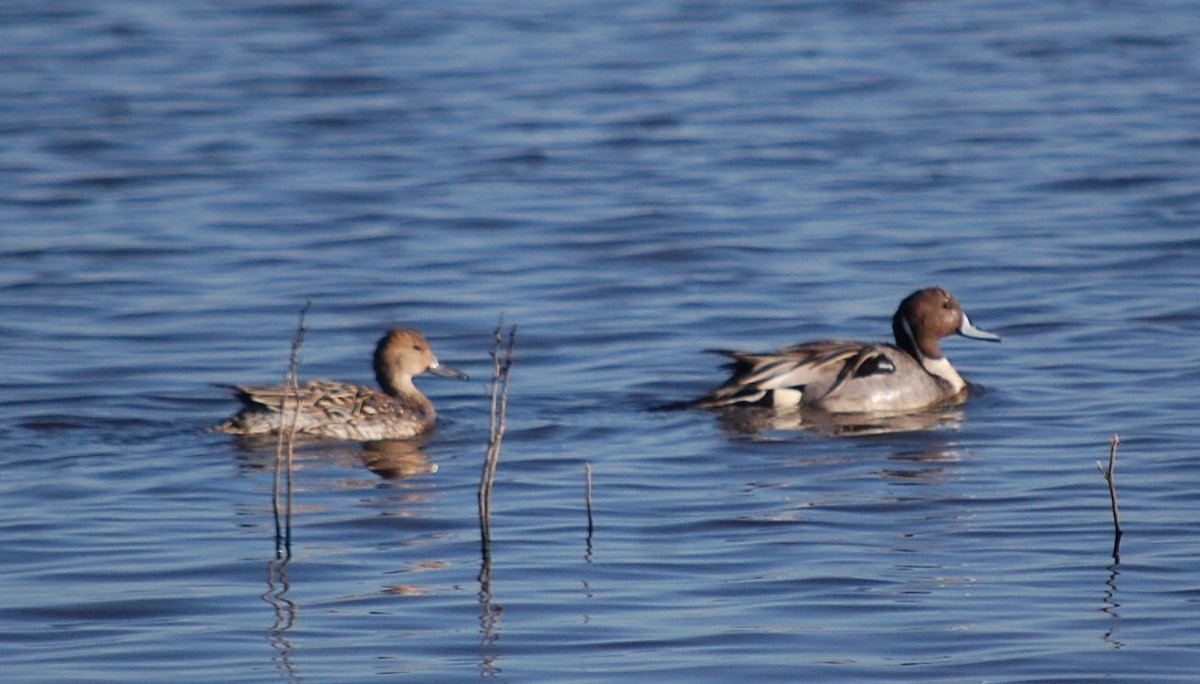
xmin=711 ymin=402 xmax=968 ymax=438
xmin=227 ymin=435 xmax=438 ymax=480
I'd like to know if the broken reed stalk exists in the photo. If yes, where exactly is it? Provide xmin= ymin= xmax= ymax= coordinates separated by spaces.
xmin=479 ymin=321 xmax=515 ymax=554
xmin=273 ymin=301 xmax=310 ymax=560
xmin=1096 ymin=433 xmax=1123 ymax=561
xmin=584 ymin=462 xmax=594 ymax=537
xmin=583 ymin=462 xmax=595 ymax=563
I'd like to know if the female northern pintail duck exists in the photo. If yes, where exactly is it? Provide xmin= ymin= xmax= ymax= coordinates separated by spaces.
xmin=215 ymin=328 xmax=467 ymax=441
xmin=696 ymin=287 xmax=999 ymax=414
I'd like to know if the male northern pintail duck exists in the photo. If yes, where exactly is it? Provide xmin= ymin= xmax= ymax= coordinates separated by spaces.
xmin=215 ymin=328 xmax=467 ymax=441
xmin=696 ymin=287 xmax=999 ymax=414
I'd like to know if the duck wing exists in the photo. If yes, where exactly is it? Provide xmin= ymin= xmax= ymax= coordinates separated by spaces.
xmin=229 ymin=380 xmax=409 ymax=425
xmin=697 ymin=341 xmax=896 ymax=407
xmin=231 ymin=379 xmax=357 ymax=409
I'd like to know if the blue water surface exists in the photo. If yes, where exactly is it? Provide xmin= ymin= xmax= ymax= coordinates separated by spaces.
xmin=2 ymin=1 xmax=1199 ymax=682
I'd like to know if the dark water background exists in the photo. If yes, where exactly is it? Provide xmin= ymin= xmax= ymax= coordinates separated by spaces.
xmin=2 ymin=1 xmax=1200 ymax=681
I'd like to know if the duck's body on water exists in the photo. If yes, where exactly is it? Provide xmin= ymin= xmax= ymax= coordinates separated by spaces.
xmin=696 ymin=287 xmax=1000 ymax=414
xmin=215 ymin=328 xmax=467 ymax=441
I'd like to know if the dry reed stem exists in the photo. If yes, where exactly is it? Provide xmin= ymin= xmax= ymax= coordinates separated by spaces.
xmin=478 ymin=321 xmax=515 ymax=655
xmin=479 ymin=321 xmax=515 ymax=553
xmin=585 ymin=462 xmax=594 ymax=536
xmin=584 ymin=462 xmax=595 ymax=562
xmin=1096 ymin=433 xmax=1122 ymax=561
xmin=273 ymin=301 xmax=310 ymax=559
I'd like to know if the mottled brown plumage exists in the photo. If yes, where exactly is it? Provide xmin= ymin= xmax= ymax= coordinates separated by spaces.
xmin=215 ymin=328 xmax=467 ymax=441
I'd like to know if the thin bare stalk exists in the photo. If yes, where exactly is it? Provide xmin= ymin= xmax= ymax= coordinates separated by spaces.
xmin=479 ymin=320 xmax=515 ymax=556
xmin=477 ymin=320 xmax=514 ymax=669
xmin=585 ymin=462 xmax=594 ymax=537
xmin=273 ymin=301 xmax=310 ymax=560
xmin=584 ymin=462 xmax=595 ymax=563
xmin=1095 ymin=433 xmax=1123 ymax=561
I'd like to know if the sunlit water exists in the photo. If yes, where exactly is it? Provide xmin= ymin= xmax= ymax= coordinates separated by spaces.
xmin=3 ymin=1 xmax=1200 ymax=682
